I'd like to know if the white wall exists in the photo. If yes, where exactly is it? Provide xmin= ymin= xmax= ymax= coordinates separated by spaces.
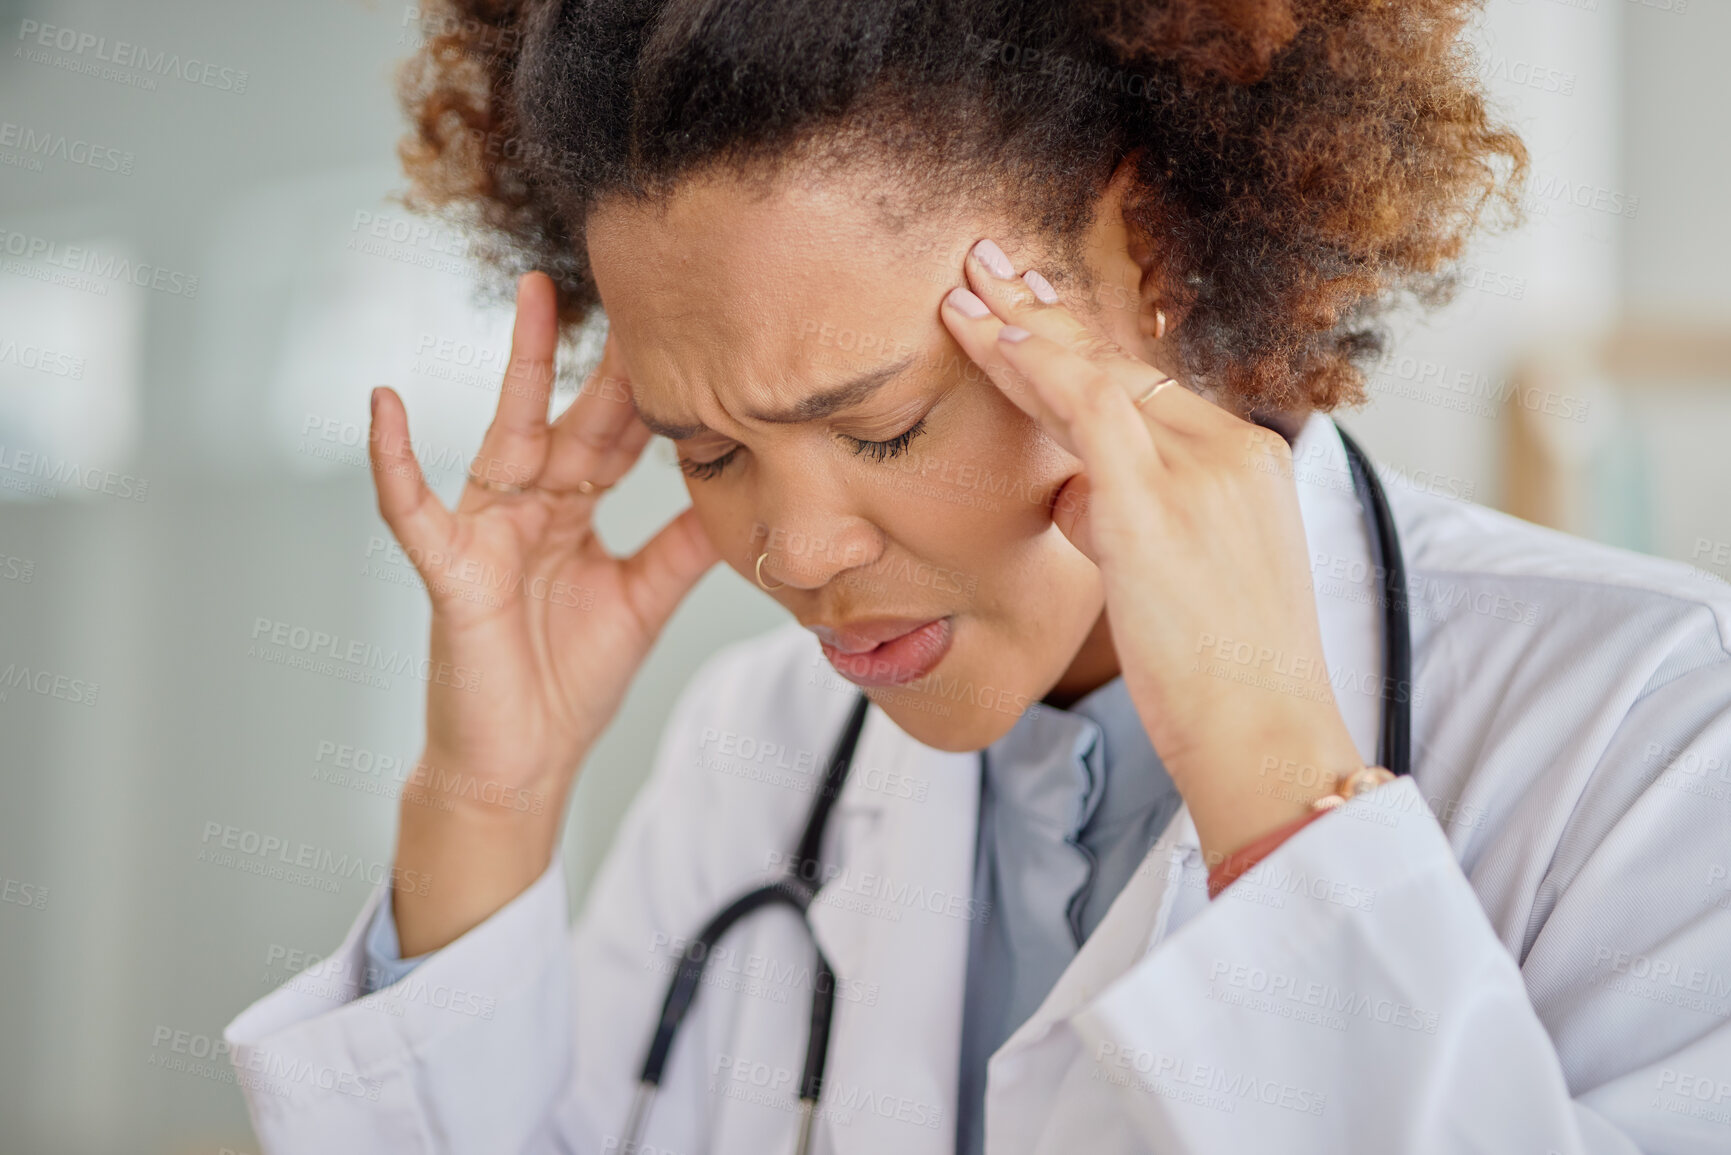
xmin=1624 ymin=0 xmax=1731 ymax=318
xmin=1348 ymin=0 xmax=1625 ymax=507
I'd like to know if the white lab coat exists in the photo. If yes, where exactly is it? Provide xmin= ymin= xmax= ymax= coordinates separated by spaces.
xmin=225 ymin=414 xmax=1731 ymax=1154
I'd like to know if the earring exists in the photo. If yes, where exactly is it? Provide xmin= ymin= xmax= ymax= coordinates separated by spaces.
xmin=755 ymin=551 xmax=785 ymax=591
xmin=1154 ymin=308 xmax=1168 ymax=341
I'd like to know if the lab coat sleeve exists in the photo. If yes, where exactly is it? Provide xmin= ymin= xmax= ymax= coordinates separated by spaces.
xmin=1069 ymin=664 xmax=1731 ymax=1155
xmin=223 ymin=644 xmax=745 ymax=1155
xmin=1072 ymin=779 xmax=1602 ymax=1152
xmin=222 ymin=852 xmax=574 ymax=1153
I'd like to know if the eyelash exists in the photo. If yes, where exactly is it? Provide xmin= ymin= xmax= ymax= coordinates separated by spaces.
xmin=677 ymin=416 xmax=929 ymax=481
xmin=847 ymin=415 xmax=928 ymax=463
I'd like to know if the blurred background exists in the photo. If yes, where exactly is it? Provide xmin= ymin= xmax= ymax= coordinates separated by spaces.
xmin=0 ymin=1 xmax=1726 ymax=1151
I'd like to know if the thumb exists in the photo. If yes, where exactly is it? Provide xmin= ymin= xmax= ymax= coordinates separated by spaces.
xmin=621 ymin=506 xmax=723 ymax=633
xmin=1051 ymin=472 xmax=1098 ymax=564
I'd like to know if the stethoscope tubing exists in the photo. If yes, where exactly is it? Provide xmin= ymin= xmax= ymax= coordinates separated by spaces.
xmin=1336 ymin=424 xmax=1413 ymax=777
xmin=624 ymin=692 xmax=871 ymax=1154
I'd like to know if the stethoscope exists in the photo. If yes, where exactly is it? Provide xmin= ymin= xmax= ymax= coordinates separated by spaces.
xmin=618 ymin=423 xmax=1412 ymax=1155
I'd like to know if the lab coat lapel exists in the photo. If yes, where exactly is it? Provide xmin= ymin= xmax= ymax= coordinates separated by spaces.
xmin=984 ymin=803 xmax=1203 ymax=1153
xmin=805 ymin=697 xmax=981 ymax=1155
xmin=1291 ymin=414 xmax=1388 ymax=770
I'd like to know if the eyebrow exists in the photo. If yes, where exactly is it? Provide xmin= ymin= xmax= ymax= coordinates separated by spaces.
xmin=632 ymin=353 xmax=920 ymax=440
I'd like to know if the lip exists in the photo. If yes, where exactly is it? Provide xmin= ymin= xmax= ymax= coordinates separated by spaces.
xmin=813 ymin=616 xmax=954 ymax=688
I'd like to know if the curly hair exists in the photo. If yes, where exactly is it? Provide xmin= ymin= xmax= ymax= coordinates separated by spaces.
xmin=396 ymin=0 xmax=1526 ymax=413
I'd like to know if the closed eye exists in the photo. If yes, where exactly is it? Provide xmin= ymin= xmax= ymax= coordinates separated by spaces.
xmin=677 ymin=415 xmax=930 ymax=481
xmin=842 ymin=415 xmax=927 ymax=462
xmin=678 ymin=446 xmax=741 ymax=482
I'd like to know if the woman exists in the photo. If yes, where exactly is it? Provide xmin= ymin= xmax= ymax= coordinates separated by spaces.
xmin=226 ymin=1 xmax=1731 ymax=1152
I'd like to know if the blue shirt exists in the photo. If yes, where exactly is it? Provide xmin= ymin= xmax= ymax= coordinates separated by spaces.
xmin=361 ymin=675 xmax=1179 ymax=1154
xmin=954 ymin=675 xmax=1180 ymax=1155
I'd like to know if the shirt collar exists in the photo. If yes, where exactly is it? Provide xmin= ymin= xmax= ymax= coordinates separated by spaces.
xmin=978 ymin=647 xmax=1179 ymax=854
xmin=980 ymin=699 xmax=1101 ymax=844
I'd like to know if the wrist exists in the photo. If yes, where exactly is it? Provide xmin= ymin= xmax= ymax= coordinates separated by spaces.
xmin=393 ymin=803 xmax=560 ymax=956
xmin=1205 ymin=764 xmax=1396 ymax=898
xmin=1169 ymin=707 xmax=1362 ymax=866
xmin=400 ymin=747 xmax=567 ymax=822
xmin=1206 ymin=808 xmax=1330 ymax=898
xmin=392 ymin=753 xmax=568 ymax=957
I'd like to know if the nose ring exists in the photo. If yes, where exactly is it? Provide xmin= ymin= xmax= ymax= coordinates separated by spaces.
xmin=755 ymin=551 xmax=785 ymax=591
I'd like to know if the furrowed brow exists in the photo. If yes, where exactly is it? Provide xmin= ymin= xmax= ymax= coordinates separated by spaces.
xmin=633 ymin=353 xmax=919 ymax=439
xmin=631 ymin=407 xmax=707 ymax=440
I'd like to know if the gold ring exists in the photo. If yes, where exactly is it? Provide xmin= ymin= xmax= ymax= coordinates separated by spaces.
xmin=467 ymin=472 xmax=532 ymax=495
xmin=1134 ymin=376 xmax=1176 ymax=409
xmin=755 ymin=551 xmax=785 ymax=591
xmin=575 ymin=479 xmax=610 ymax=496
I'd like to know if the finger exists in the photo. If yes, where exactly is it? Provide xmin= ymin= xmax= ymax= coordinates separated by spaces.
xmin=943 ymin=279 xmax=1163 ymax=477
xmin=940 ymin=285 xmax=1074 ymax=452
xmin=949 ymin=248 xmax=1170 ymax=455
xmin=368 ymin=386 xmax=455 ymax=562
xmin=619 ymin=505 xmax=722 ymax=635
xmin=464 ymin=272 xmax=559 ymax=506
xmin=1113 ymin=356 xmax=1236 ymax=442
xmin=993 ymin=325 xmax=1159 ymax=510
xmin=540 ymin=331 xmax=648 ymax=494
xmin=961 ymin=238 xmax=1226 ymax=441
xmin=963 ymin=238 xmax=1105 ymax=352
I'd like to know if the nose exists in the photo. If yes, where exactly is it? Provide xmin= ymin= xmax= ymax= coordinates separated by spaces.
xmin=740 ymin=442 xmax=887 ymax=591
xmin=749 ymin=517 xmax=881 ymax=591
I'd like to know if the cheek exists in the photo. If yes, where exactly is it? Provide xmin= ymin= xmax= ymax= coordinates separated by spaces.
xmin=865 ymin=390 xmax=1076 ymax=570
xmin=686 ymin=484 xmax=760 ymax=573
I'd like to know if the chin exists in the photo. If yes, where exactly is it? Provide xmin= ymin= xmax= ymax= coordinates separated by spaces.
xmin=833 ymin=616 xmax=1079 ymax=752
xmin=864 ymin=678 xmax=1043 ymax=753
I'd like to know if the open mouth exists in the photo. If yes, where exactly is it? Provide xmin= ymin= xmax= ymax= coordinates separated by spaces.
xmin=818 ymin=616 xmax=954 ymax=687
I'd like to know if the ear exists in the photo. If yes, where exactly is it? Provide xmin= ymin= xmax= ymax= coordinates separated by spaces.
xmin=1082 ymin=154 xmax=1188 ymax=355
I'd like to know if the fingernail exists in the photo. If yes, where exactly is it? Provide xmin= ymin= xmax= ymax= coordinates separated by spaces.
xmin=370 ymin=387 xmax=381 ymax=418
xmin=1022 ymin=270 xmax=1059 ymax=304
xmin=998 ymin=326 xmax=1032 ymax=344
xmin=946 ymin=286 xmax=991 ymax=319
xmin=972 ymin=238 xmax=1014 ymax=278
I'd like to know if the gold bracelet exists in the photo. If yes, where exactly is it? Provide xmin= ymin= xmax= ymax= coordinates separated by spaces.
xmin=1311 ymin=765 xmax=1395 ymax=812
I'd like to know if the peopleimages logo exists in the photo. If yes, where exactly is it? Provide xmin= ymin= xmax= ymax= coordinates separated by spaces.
xmin=0 ymin=227 xmax=198 ymax=298
xmin=0 ymin=662 xmax=99 ymax=707
xmin=15 ymin=20 xmax=250 ymax=93
xmin=247 ymin=617 xmax=482 ymax=693
xmin=0 ymin=121 xmax=134 ymax=175
xmin=0 ymin=337 xmax=86 ymax=379
xmin=0 ymin=444 xmax=150 ymax=502
xmin=197 ymin=821 xmax=432 ymax=896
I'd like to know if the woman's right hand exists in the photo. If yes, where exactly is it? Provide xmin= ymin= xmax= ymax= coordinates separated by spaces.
xmin=367 ymin=271 xmax=720 ymax=954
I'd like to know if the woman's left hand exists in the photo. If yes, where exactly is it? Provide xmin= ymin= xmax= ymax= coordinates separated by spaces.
xmin=940 ymin=237 xmax=1365 ymax=864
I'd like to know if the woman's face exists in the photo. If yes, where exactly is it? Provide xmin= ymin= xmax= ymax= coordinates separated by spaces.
xmin=586 ymin=164 xmax=1151 ymax=752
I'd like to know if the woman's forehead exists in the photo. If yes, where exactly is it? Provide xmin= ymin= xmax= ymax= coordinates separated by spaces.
xmin=587 ymin=170 xmax=997 ymax=422
xmin=586 ymin=165 xmax=1000 ymax=293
